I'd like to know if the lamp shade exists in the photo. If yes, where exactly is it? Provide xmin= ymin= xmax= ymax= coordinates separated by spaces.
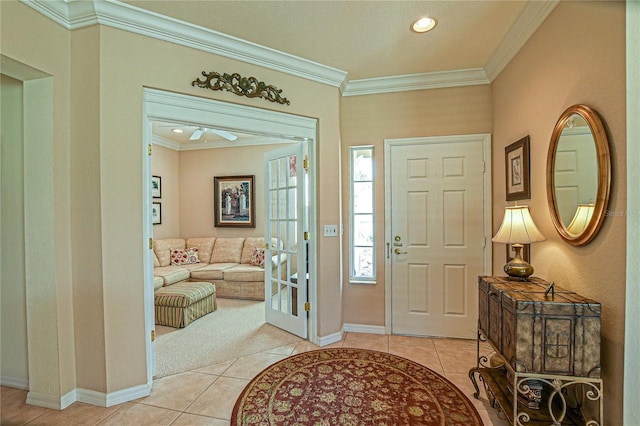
xmin=566 ymin=203 xmax=595 ymax=235
xmin=492 ymin=205 xmax=546 ymax=244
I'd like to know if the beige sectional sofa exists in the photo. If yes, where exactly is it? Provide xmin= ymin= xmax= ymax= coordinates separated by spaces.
xmin=152 ymin=236 xmax=287 ymax=301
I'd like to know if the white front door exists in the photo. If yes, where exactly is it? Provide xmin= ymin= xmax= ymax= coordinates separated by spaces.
xmin=264 ymin=143 xmax=308 ymax=338
xmin=386 ymin=135 xmax=491 ymax=339
xmin=553 ymin=128 xmax=598 ymax=225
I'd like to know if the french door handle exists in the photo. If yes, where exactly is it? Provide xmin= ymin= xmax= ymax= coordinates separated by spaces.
xmin=394 ymin=248 xmax=408 ymax=255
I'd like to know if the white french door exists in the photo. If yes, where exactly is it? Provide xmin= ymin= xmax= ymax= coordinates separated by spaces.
xmin=264 ymin=143 xmax=308 ymax=338
xmin=385 ymin=135 xmax=491 ymax=339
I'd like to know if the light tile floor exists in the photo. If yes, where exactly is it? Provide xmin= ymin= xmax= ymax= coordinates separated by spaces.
xmin=1 ymin=333 xmax=508 ymax=425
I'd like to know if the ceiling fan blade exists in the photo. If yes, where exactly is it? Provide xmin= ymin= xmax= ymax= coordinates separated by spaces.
xmin=209 ymin=128 xmax=238 ymax=141
xmin=190 ymin=128 xmax=203 ymax=140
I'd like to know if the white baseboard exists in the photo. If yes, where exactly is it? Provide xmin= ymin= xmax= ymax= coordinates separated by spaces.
xmin=317 ymin=330 xmax=343 ymax=346
xmin=22 ymin=382 xmax=151 ymax=410
xmin=0 ymin=375 xmax=29 ymax=390
xmin=77 ymin=382 xmax=151 ymax=407
xmin=343 ymin=323 xmax=386 ymax=335
xmin=26 ymin=389 xmax=75 ymax=410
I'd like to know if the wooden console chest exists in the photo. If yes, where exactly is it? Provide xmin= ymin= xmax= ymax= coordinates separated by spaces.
xmin=471 ymin=275 xmax=603 ymax=425
xmin=478 ymin=275 xmax=601 ymax=378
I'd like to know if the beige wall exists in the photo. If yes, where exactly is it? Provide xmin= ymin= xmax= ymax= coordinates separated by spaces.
xmin=340 ymin=86 xmax=492 ymax=325
xmin=178 ymin=144 xmax=289 ymax=239
xmin=151 ymin=145 xmax=180 ymax=239
xmin=1 ymin=0 xmax=76 ymax=403
xmin=1 ymin=0 xmax=629 ymax=417
xmin=96 ymin=23 xmax=342 ymax=388
xmin=70 ymin=25 xmax=107 ymax=393
xmin=1 ymin=74 xmax=28 ymax=385
xmin=491 ymin=1 xmax=626 ymax=422
xmin=152 ymin=143 xmax=293 ymax=239
xmin=2 ymin=0 xmax=342 ymax=399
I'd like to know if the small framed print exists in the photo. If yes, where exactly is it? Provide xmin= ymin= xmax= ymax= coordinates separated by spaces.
xmin=505 ymin=136 xmax=530 ymax=201
xmin=152 ymin=202 xmax=162 ymax=225
xmin=214 ymin=175 xmax=255 ymax=228
xmin=152 ymin=175 xmax=162 ymax=198
xmin=506 ymin=243 xmax=530 ymax=263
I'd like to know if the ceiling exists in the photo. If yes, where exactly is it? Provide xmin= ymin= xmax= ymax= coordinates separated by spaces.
xmin=123 ymin=0 xmax=553 ymax=147
xmin=23 ymin=0 xmax=558 ymax=147
xmin=152 ymin=121 xmax=291 ymax=149
xmin=125 ymin=0 xmax=531 ymax=81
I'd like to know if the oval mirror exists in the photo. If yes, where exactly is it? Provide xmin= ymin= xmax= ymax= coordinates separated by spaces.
xmin=546 ymin=104 xmax=610 ymax=246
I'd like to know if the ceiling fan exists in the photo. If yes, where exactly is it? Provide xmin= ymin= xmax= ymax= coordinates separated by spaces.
xmin=190 ymin=127 xmax=238 ymax=142
xmin=158 ymin=123 xmax=238 ymax=142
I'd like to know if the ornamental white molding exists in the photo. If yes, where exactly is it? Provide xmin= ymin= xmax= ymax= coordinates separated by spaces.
xmin=484 ymin=0 xmax=560 ymax=81
xmin=21 ymin=0 xmax=348 ymax=87
xmin=341 ymin=68 xmax=490 ymax=97
xmin=21 ymin=0 xmax=558 ymax=96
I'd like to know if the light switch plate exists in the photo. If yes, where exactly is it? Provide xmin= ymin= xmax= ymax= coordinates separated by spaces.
xmin=324 ymin=224 xmax=338 ymax=237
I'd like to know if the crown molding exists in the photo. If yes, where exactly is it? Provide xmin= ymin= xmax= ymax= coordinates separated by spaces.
xmin=22 ymin=0 xmax=557 ymax=96
xmin=151 ymin=134 xmax=180 ymax=151
xmin=21 ymin=0 xmax=348 ymax=87
xmin=152 ymin=133 xmax=290 ymax=151
xmin=484 ymin=0 xmax=560 ymax=81
xmin=342 ymin=68 xmax=490 ymax=96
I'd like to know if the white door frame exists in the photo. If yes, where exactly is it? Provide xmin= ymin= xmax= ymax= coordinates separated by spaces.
xmin=142 ymin=88 xmax=319 ymax=383
xmin=383 ymin=134 xmax=492 ymax=334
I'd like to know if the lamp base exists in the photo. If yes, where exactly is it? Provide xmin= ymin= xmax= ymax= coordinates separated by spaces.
xmin=504 ymin=244 xmax=534 ymax=281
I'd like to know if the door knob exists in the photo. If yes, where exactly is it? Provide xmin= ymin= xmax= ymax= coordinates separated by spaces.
xmin=394 ymin=248 xmax=408 ymax=255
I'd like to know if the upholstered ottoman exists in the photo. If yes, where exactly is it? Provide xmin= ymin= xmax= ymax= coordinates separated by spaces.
xmin=154 ymin=281 xmax=216 ymax=328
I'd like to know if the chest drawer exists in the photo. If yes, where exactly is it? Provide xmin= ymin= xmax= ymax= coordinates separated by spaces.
xmin=478 ymin=275 xmax=601 ymax=378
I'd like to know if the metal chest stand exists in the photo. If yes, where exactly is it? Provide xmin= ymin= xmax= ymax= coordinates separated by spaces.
xmin=469 ymin=276 xmax=604 ymax=425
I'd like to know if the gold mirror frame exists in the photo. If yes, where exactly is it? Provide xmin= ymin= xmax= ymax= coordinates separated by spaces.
xmin=546 ymin=104 xmax=611 ymax=246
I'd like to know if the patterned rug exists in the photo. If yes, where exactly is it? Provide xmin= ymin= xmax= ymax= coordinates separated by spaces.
xmin=231 ymin=348 xmax=482 ymax=425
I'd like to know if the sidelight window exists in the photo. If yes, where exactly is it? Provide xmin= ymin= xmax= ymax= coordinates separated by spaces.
xmin=350 ymin=146 xmax=375 ymax=282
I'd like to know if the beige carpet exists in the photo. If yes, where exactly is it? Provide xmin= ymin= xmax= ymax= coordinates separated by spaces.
xmin=155 ymin=298 xmax=302 ymax=378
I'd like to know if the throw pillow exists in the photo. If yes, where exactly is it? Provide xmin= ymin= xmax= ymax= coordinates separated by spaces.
xmin=171 ymin=247 xmax=200 ymax=265
xmin=250 ymin=247 xmax=265 ymax=268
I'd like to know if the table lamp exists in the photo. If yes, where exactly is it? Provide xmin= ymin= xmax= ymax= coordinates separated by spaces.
xmin=566 ymin=202 xmax=595 ymax=236
xmin=492 ymin=204 xmax=546 ymax=281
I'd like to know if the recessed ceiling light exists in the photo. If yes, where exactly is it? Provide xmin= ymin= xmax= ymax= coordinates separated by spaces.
xmin=171 ymin=128 xmax=184 ymax=134
xmin=411 ymin=17 xmax=437 ymax=33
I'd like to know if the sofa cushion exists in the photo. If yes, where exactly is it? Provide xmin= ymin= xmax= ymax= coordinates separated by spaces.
xmin=181 ymin=263 xmax=209 ymax=272
xmin=154 ymin=265 xmax=190 ymax=286
xmin=210 ymin=238 xmax=244 ymax=263
xmin=190 ymin=263 xmax=238 ymax=281
xmin=186 ymin=237 xmax=216 ymax=264
xmin=153 ymin=276 xmax=164 ymax=291
xmin=171 ymin=247 xmax=200 ymax=265
xmin=241 ymin=237 xmax=265 ymax=264
xmin=154 ymin=238 xmax=186 ymax=267
xmin=224 ymin=264 xmax=265 ymax=282
xmin=153 ymin=252 xmax=160 ymax=268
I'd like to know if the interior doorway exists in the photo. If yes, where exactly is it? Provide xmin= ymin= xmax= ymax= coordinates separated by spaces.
xmin=142 ymin=88 xmax=319 ymax=383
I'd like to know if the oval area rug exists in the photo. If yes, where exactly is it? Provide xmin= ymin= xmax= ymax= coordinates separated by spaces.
xmin=231 ymin=347 xmax=482 ymax=425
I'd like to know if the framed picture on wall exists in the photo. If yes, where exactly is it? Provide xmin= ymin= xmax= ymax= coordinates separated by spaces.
xmin=505 ymin=136 xmax=530 ymax=201
xmin=214 ymin=175 xmax=255 ymax=228
xmin=152 ymin=202 xmax=162 ymax=225
xmin=152 ymin=175 xmax=162 ymax=198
